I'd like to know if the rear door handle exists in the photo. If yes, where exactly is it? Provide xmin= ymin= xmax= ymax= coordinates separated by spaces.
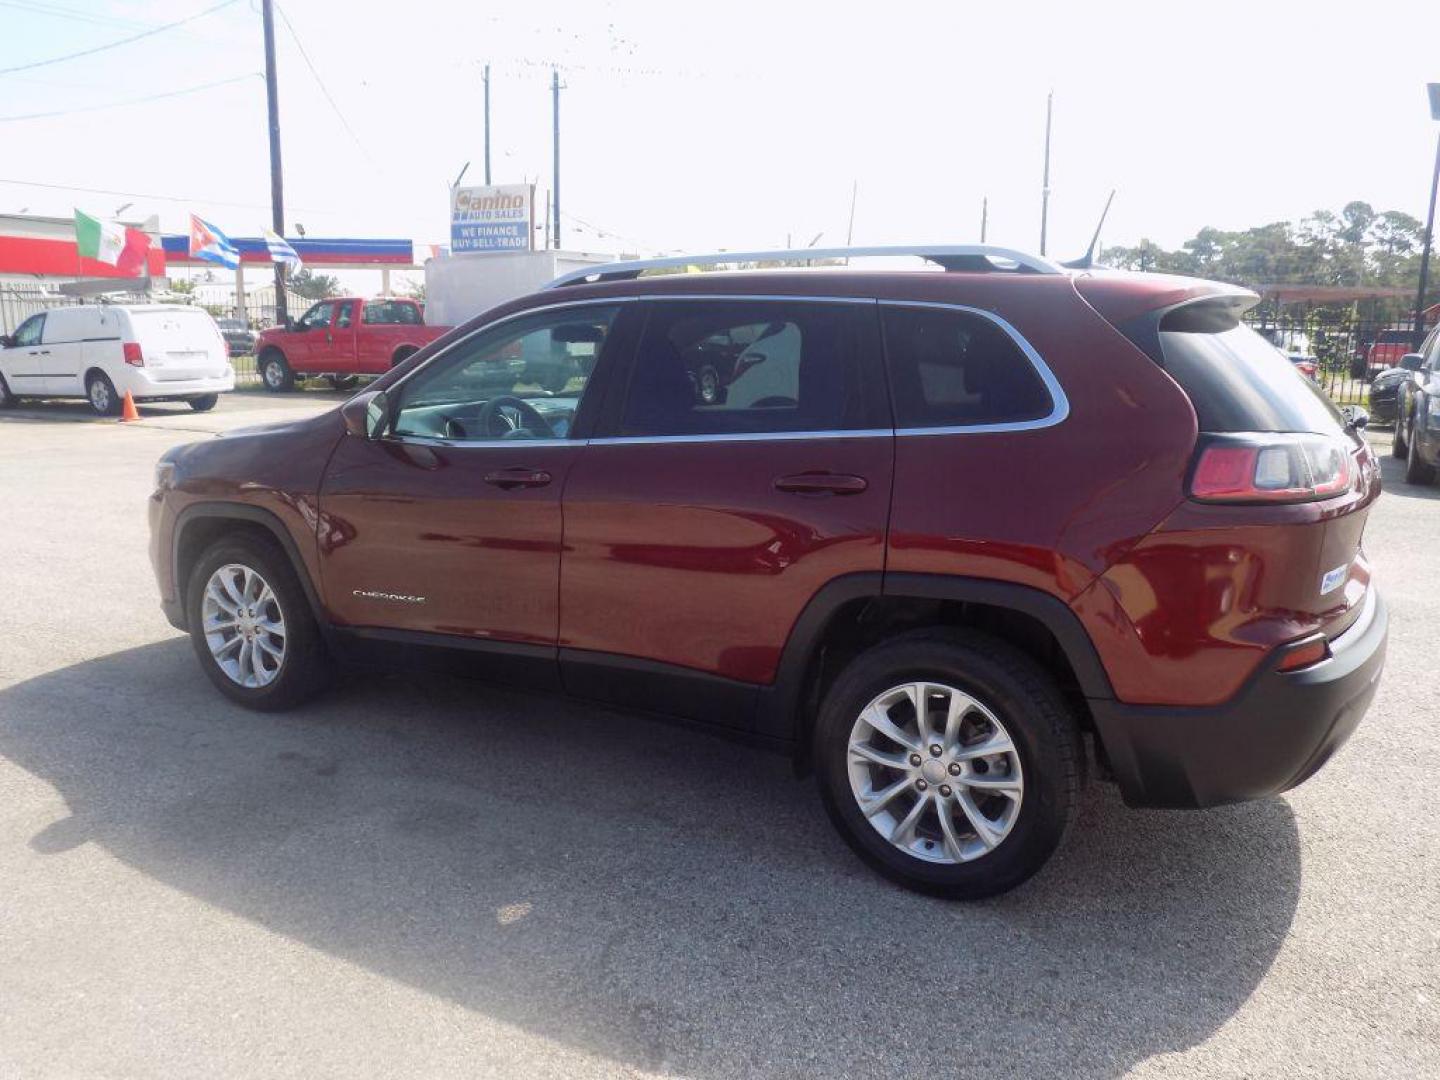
xmin=774 ymin=472 xmax=868 ymax=495
xmin=484 ymin=467 xmax=552 ymax=490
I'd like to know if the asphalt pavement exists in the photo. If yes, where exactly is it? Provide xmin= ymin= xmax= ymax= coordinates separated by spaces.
xmin=0 ymin=393 xmax=1435 ymax=1078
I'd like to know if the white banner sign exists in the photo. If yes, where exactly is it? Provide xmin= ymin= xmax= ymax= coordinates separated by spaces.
xmin=450 ymin=184 xmax=534 ymax=253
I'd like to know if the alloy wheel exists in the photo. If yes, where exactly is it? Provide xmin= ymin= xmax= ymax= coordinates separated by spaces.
xmin=847 ymin=681 xmax=1024 ymax=864
xmin=201 ymin=563 xmax=287 ymax=688
xmin=89 ymin=379 xmax=110 ymax=413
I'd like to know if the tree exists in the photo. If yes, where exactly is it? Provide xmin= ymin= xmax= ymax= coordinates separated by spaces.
xmin=288 ymin=268 xmax=340 ymax=299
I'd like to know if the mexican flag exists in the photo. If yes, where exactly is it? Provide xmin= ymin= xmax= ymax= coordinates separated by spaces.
xmin=74 ymin=209 xmax=151 ymax=276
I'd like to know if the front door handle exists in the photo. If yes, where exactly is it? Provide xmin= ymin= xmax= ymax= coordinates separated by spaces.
xmin=484 ymin=467 xmax=552 ymax=490
xmin=774 ymin=472 xmax=868 ymax=495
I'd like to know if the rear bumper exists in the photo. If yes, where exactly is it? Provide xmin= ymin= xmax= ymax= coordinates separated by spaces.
xmin=117 ymin=366 xmax=235 ymax=399
xmin=1091 ymin=589 xmax=1387 ymax=808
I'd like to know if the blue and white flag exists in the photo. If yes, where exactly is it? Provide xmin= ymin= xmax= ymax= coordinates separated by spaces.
xmin=262 ymin=227 xmax=302 ymax=273
xmin=188 ymin=214 xmax=240 ymax=270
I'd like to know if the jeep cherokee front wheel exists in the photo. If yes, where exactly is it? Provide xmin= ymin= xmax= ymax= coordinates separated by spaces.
xmin=814 ymin=629 xmax=1080 ymax=899
xmin=185 ymin=535 xmax=331 ymax=710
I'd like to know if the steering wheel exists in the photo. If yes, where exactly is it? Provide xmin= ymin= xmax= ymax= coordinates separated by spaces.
xmin=474 ymin=395 xmax=555 ymax=439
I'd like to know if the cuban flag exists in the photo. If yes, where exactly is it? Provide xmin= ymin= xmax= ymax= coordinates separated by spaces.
xmin=262 ymin=227 xmax=303 ymax=273
xmin=188 ymin=214 xmax=240 ymax=270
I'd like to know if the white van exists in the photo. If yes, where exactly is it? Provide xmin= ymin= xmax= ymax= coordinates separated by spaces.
xmin=0 ymin=304 xmax=235 ymax=415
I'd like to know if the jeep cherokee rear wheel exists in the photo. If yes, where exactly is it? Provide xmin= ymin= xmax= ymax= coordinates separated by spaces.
xmin=185 ymin=535 xmax=331 ymax=710
xmin=814 ymin=629 xmax=1080 ymax=899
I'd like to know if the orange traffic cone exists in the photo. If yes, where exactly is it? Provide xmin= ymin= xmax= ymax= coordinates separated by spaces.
xmin=120 ymin=390 xmax=140 ymax=423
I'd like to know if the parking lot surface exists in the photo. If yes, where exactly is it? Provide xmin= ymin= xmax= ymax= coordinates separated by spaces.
xmin=1 ymin=397 xmax=1436 ymax=1078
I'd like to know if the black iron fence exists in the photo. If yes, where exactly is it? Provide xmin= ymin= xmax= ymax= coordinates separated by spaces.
xmin=1240 ymin=314 xmax=1424 ymax=415
xmin=0 ymin=287 xmax=80 ymax=336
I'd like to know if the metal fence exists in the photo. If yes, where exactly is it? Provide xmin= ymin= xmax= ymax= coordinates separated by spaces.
xmin=1240 ymin=313 xmax=1423 ymax=414
xmin=187 ymin=283 xmax=307 ymax=329
xmin=0 ymin=287 xmax=80 ymax=336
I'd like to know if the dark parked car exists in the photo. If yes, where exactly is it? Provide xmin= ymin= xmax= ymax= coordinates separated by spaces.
xmin=215 ymin=318 xmax=256 ymax=357
xmin=149 ymin=245 xmax=1387 ymax=899
xmin=1368 ymin=357 xmax=1421 ymax=423
xmin=1392 ymin=326 xmax=1440 ymax=485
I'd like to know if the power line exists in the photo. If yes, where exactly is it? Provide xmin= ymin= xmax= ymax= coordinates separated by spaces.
xmin=0 ymin=0 xmax=240 ymax=76
xmin=272 ymin=1 xmax=374 ymax=165
xmin=0 ymin=0 xmax=158 ymax=31
xmin=0 ymin=176 xmax=442 ymax=232
xmin=0 ymin=73 xmax=259 ymax=122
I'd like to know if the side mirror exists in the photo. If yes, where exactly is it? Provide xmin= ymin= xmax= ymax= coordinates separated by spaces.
xmin=340 ymin=389 xmax=389 ymax=440
xmin=1342 ymin=404 xmax=1369 ymax=431
xmin=1400 ymin=352 xmax=1424 ymax=371
xmin=0 ymin=334 xmax=12 ymax=348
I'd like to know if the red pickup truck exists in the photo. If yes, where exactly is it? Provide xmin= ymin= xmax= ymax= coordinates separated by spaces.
xmin=1352 ymin=327 xmax=1415 ymax=379
xmin=254 ymin=297 xmax=450 ymax=391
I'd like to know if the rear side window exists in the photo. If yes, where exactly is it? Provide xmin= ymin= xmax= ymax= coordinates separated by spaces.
xmin=881 ymin=305 xmax=1053 ymax=428
xmin=620 ymin=300 xmax=876 ymax=437
xmin=363 ymin=301 xmax=421 ymax=325
xmin=1158 ymin=306 xmax=1344 ymax=434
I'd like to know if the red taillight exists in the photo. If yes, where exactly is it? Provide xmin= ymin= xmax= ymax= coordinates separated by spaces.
xmin=1190 ymin=434 xmax=1353 ymax=503
xmin=1297 ymin=361 xmax=1317 ymax=379
xmin=123 ymin=342 xmax=144 ymax=367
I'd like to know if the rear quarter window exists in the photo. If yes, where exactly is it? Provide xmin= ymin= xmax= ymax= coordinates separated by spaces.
xmin=881 ymin=305 xmax=1054 ymax=428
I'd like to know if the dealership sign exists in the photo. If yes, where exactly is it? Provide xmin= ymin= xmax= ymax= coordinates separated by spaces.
xmin=450 ymin=184 xmax=534 ymax=253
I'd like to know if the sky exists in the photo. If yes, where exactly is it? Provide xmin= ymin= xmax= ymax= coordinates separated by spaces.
xmin=2 ymin=0 xmax=1439 ymax=283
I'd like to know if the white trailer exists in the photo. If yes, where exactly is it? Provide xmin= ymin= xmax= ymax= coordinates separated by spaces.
xmin=423 ymin=250 xmax=614 ymax=327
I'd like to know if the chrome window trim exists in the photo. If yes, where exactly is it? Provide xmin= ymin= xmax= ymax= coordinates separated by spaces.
xmin=587 ymin=429 xmax=892 ymax=447
xmin=384 ymin=293 xmax=1068 ymax=447
xmin=380 ymin=435 xmax=576 ymax=450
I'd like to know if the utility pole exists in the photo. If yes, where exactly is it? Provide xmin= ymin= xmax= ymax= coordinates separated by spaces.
xmin=551 ymin=68 xmax=561 ymax=250
xmin=1040 ymin=90 xmax=1053 ymax=256
xmin=483 ymin=63 xmax=492 ymax=186
xmin=846 ymin=180 xmax=858 ymax=245
xmin=981 ymin=196 xmax=988 ymax=243
xmin=261 ymin=0 xmax=287 ymax=324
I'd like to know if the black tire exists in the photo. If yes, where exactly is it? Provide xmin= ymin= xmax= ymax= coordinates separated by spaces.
xmin=813 ymin=628 xmax=1081 ymax=900
xmin=1405 ymin=422 xmax=1437 ymax=485
xmin=86 ymin=371 xmax=121 ymax=416
xmin=325 ymin=374 xmax=359 ymax=391
xmin=1350 ymin=358 xmax=1367 ymax=380
xmin=391 ymin=346 xmax=418 ymax=369
xmin=0 ymin=373 xmax=14 ymax=408
xmin=259 ymin=350 xmax=294 ymax=393
xmin=187 ymin=394 xmax=219 ymax=412
xmin=1392 ymin=415 xmax=1407 ymax=458
xmin=185 ymin=534 xmax=332 ymax=711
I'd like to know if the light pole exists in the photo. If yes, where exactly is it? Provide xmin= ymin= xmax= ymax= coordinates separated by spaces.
xmin=1414 ymin=83 xmax=1440 ymax=348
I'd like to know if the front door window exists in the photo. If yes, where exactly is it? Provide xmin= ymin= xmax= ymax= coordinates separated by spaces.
xmin=390 ymin=304 xmax=620 ymax=442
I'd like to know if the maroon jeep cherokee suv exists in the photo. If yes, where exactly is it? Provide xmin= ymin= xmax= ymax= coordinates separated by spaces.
xmin=148 ymin=246 xmax=1387 ymax=899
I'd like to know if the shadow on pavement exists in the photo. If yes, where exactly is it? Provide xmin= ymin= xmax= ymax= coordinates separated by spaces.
xmin=0 ymin=640 xmax=1301 ymax=1077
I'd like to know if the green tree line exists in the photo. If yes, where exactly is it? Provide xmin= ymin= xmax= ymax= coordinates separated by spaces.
xmin=1102 ymin=201 xmax=1428 ymax=316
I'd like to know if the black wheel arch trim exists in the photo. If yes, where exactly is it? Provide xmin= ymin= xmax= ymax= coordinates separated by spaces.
xmin=171 ymin=502 xmax=324 ymax=634
xmin=756 ymin=571 xmax=1115 ymax=745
